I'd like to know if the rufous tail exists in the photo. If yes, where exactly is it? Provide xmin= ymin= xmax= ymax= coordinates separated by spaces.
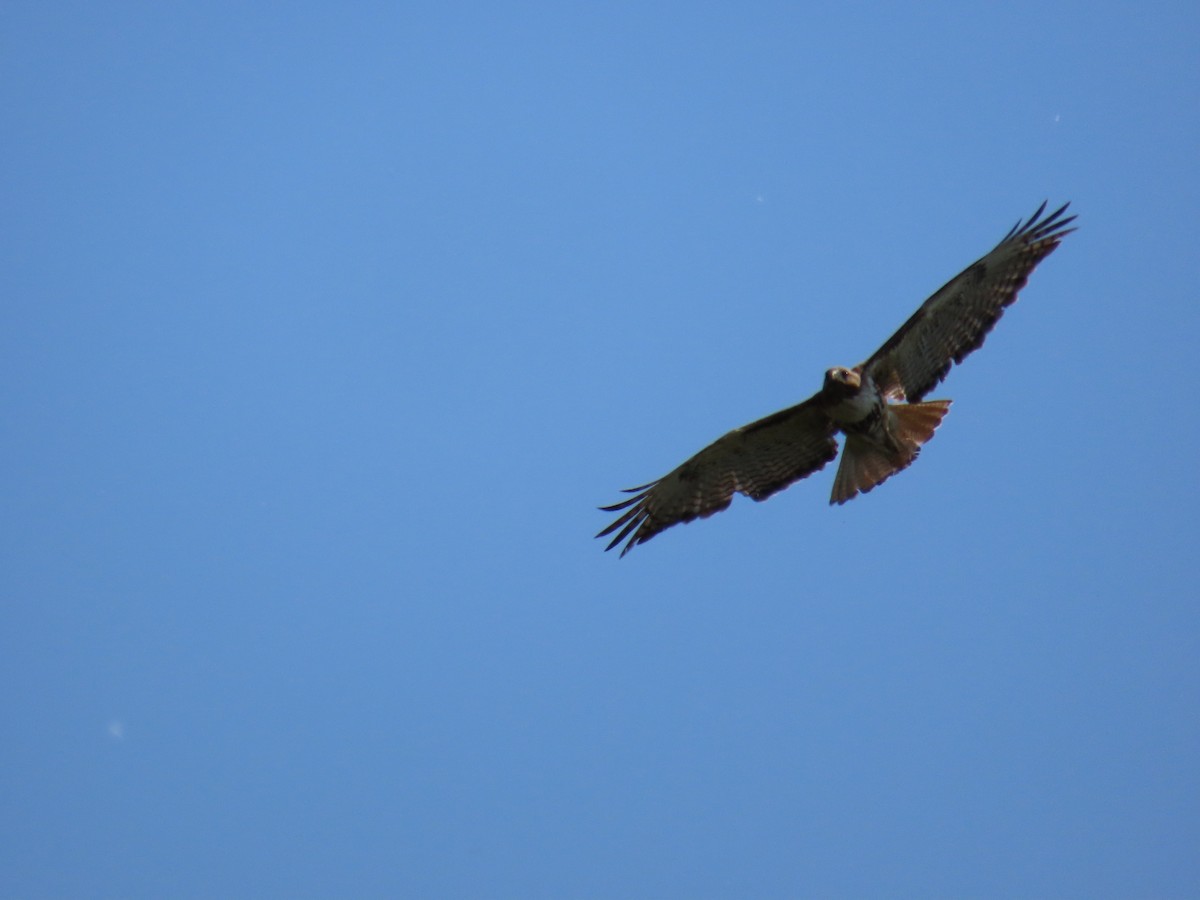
xmin=830 ymin=400 xmax=951 ymax=504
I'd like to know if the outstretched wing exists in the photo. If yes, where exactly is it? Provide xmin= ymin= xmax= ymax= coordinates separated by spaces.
xmin=597 ymin=396 xmax=838 ymax=557
xmin=863 ymin=201 xmax=1076 ymax=402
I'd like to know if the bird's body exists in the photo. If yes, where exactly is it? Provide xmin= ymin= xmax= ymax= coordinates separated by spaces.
xmin=818 ymin=366 xmax=952 ymax=504
xmin=598 ymin=202 xmax=1076 ymax=557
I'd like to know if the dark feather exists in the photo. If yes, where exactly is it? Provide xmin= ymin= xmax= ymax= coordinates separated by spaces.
xmin=596 ymin=396 xmax=838 ymax=556
xmin=864 ymin=202 xmax=1075 ymax=402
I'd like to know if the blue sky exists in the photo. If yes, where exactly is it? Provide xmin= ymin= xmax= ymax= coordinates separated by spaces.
xmin=2 ymin=2 xmax=1197 ymax=897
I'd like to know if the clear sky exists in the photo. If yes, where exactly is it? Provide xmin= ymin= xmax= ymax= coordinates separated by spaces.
xmin=2 ymin=2 xmax=1197 ymax=897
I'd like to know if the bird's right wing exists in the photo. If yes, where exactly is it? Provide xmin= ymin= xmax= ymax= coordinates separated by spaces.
xmin=597 ymin=396 xmax=838 ymax=557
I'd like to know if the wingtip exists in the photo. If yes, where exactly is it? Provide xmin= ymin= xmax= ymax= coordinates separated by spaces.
xmin=1003 ymin=200 xmax=1077 ymax=244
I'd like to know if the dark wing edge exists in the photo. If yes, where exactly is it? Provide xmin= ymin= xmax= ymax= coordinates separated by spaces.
xmin=863 ymin=201 xmax=1077 ymax=402
xmin=596 ymin=397 xmax=838 ymax=557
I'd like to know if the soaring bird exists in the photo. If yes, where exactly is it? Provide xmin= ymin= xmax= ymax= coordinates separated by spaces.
xmin=598 ymin=201 xmax=1076 ymax=557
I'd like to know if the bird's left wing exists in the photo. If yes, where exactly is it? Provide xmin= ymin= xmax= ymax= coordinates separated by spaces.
xmin=597 ymin=396 xmax=838 ymax=557
xmin=863 ymin=201 xmax=1076 ymax=402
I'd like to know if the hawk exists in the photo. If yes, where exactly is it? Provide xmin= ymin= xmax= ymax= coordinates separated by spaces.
xmin=598 ymin=201 xmax=1076 ymax=557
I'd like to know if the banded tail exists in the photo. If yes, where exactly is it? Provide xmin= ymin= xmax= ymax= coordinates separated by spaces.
xmin=830 ymin=400 xmax=952 ymax=504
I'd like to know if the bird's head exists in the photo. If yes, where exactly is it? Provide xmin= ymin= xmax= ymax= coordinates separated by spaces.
xmin=823 ymin=366 xmax=861 ymax=397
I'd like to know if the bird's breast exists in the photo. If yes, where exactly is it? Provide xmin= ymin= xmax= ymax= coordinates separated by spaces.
xmin=825 ymin=378 xmax=884 ymax=428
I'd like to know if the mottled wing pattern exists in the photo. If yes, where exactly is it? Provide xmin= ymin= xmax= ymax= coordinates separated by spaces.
xmin=863 ymin=201 xmax=1076 ymax=402
xmin=597 ymin=396 xmax=838 ymax=556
